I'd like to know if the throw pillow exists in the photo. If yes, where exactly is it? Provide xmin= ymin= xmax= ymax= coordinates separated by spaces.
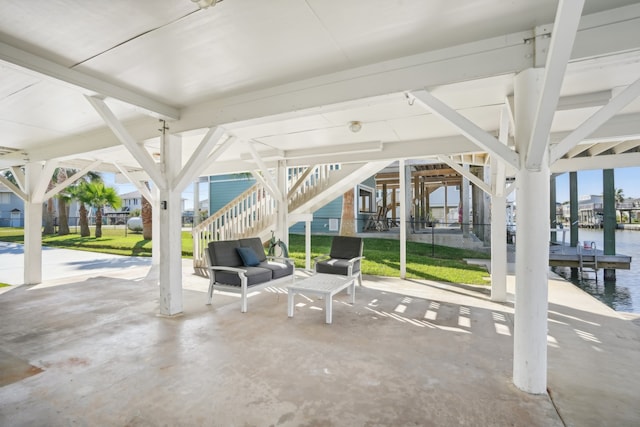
xmin=236 ymin=247 xmax=260 ymax=267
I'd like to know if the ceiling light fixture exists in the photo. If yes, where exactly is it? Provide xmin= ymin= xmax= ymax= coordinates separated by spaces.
xmin=192 ymin=0 xmax=217 ymax=9
xmin=349 ymin=121 xmax=362 ymax=133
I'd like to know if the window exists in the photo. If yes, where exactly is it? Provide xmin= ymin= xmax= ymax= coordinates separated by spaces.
xmin=358 ymin=186 xmax=373 ymax=213
xmin=0 ymin=193 xmax=10 ymax=204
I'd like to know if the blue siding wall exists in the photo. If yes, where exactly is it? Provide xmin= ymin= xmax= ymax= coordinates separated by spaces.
xmin=208 ymin=175 xmax=256 ymax=214
xmin=290 ymin=196 xmax=343 ymax=234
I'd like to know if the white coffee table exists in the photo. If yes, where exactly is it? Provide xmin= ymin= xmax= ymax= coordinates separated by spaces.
xmin=287 ymin=273 xmax=356 ymax=324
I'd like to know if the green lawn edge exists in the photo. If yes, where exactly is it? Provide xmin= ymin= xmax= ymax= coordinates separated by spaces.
xmin=0 ymin=228 xmax=491 ymax=285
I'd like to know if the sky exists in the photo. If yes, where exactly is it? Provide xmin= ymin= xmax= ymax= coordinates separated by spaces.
xmin=554 ymin=166 xmax=640 ymax=203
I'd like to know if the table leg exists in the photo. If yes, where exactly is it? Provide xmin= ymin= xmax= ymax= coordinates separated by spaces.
xmin=288 ymin=291 xmax=295 ymax=318
xmin=349 ymin=281 xmax=355 ymax=304
xmin=325 ymin=293 xmax=332 ymax=324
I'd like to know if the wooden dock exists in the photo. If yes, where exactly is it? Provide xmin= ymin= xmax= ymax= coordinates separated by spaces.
xmin=549 ymin=245 xmax=631 ymax=270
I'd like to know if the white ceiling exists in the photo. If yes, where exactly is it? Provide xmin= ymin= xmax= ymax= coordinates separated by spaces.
xmin=1 ymin=0 xmax=640 ymax=180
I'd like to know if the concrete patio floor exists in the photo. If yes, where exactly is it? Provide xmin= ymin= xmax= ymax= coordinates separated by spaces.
xmin=1 ymin=249 xmax=639 ymax=426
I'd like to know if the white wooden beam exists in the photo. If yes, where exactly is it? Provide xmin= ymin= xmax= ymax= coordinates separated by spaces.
xmin=32 ymin=161 xmax=58 ymax=203
xmin=551 ymin=151 xmax=640 ymax=172
xmin=437 ymin=155 xmax=492 ymax=195
xmin=43 ymin=160 xmax=102 ymax=200
xmin=248 ymin=141 xmax=283 ymax=201
xmin=114 ymin=163 xmax=154 ymax=202
xmin=550 ymin=77 xmax=640 ymax=164
xmin=172 ymin=127 xmax=229 ymax=192
xmin=0 ymin=174 xmax=27 ymax=201
xmin=493 ymin=103 xmax=511 ymax=197
xmin=0 ymin=41 xmax=179 ymax=120
xmin=412 ymin=90 xmax=519 ymax=170
xmin=526 ymin=0 xmax=585 ymax=171
xmin=586 ymin=141 xmax=621 ymax=157
xmin=86 ymin=96 xmax=166 ymax=188
xmin=10 ymin=166 xmax=25 ymax=192
xmin=613 ymin=139 xmax=640 ymax=154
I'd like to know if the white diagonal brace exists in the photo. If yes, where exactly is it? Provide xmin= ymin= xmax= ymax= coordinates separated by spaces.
xmin=411 ymin=90 xmax=519 ymax=170
xmin=0 ymin=41 xmax=179 ymax=120
xmin=32 ymin=160 xmax=58 ymax=203
xmin=250 ymin=170 xmax=281 ymax=202
xmin=86 ymin=96 xmax=166 ymax=189
xmin=248 ymin=141 xmax=284 ymax=201
xmin=172 ymin=127 xmax=230 ymax=192
xmin=10 ymin=166 xmax=26 ymax=192
xmin=550 ymin=77 xmax=640 ymax=163
xmin=437 ymin=155 xmax=492 ymax=195
xmin=43 ymin=160 xmax=102 ymax=200
xmin=526 ymin=0 xmax=585 ymax=170
xmin=0 ymin=173 xmax=27 ymax=201
xmin=114 ymin=163 xmax=154 ymax=202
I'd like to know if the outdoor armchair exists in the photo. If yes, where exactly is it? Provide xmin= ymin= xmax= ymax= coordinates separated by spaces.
xmin=314 ymin=236 xmax=364 ymax=286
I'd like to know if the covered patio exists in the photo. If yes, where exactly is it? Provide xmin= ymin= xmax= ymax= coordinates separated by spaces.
xmin=2 ymin=0 xmax=640 ymax=412
xmin=1 ymin=252 xmax=639 ymax=426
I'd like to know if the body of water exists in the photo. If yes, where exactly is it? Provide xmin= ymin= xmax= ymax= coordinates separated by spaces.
xmin=552 ymin=229 xmax=640 ymax=314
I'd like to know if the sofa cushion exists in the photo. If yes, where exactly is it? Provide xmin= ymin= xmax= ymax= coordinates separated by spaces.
xmin=215 ymin=266 xmax=273 ymax=287
xmin=258 ymin=260 xmax=294 ymax=279
xmin=236 ymin=247 xmax=260 ymax=267
xmin=208 ymin=240 xmax=243 ymax=267
xmin=316 ymin=258 xmax=361 ymax=276
xmin=238 ymin=237 xmax=268 ymax=262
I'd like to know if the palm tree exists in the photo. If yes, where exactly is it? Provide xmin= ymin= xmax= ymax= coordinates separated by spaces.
xmin=615 ymin=188 xmax=625 ymax=205
xmin=81 ymin=182 xmax=122 ymax=238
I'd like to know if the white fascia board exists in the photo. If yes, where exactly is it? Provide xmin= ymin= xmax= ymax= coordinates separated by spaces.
xmin=526 ymin=0 xmax=584 ymax=171
xmin=551 ymin=151 xmax=640 ymax=173
xmin=0 ymin=41 xmax=179 ymax=121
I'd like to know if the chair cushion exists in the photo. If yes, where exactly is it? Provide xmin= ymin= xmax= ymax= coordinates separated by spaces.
xmin=329 ymin=236 xmax=363 ymax=260
xmin=238 ymin=238 xmax=268 ymax=262
xmin=208 ymin=240 xmax=242 ymax=267
xmin=258 ymin=260 xmax=294 ymax=279
xmin=316 ymin=258 xmax=361 ymax=276
xmin=236 ymin=247 xmax=260 ymax=267
xmin=215 ymin=266 xmax=272 ymax=287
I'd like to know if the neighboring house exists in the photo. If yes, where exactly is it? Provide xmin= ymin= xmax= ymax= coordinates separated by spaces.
xmin=0 ymin=183 xmax=24 ymax=227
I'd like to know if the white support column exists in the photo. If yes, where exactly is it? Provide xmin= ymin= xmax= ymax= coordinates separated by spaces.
xmin=305 ymin=220 xmax=311 ymax=270
xmin=490 ymin=194 xmax=507 ymax=301
xmin=158 ymin=133 xmax=183 ymax=316
xmin=152 ymin=186 xmax=161 ymax=266
xmin=399 ymin=159 xmax=407 ymax=279
xmin=23 ymin=162 xmax=44 ymax=285
xmin=276 ymin=160 xmax=288 ymax=248
xmin=461 ymin=166 xmax=470 ymax=237
xmin=513 ymin=68 xmax=550 ymax=394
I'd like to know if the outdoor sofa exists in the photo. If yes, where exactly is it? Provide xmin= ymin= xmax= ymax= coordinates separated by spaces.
xmin=205 ymin=237 xmax=294 ymax=312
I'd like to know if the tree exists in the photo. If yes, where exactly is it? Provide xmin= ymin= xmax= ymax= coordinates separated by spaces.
xmin=141 ymin=182 xmax=152 ymax=240
xmin=80 ymin=182 xmax=122 ymax=238
xmin=55 ymin=168 xmax=70 ymax=235
xmin=339 ymin=187 xmax=356 ymax=236
xmin=615 ymin=188 xmax=625 ymax=205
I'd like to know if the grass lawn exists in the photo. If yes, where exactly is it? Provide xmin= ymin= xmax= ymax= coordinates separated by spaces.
xmin=0 ymin=228 xmax=491 ymax=285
